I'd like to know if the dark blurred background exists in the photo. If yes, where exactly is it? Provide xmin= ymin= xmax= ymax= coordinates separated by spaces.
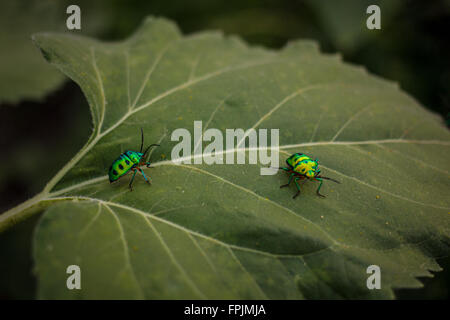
xmin=0 ymin=0 xmax=449 ymax=299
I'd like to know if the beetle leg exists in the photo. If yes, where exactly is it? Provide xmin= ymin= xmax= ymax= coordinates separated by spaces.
xmin=293 ymin=177 xmax=302 ymax=199
xmin=139 ymin=168 xmax=151 ymax=185
xmin=146 ymin=161 xmax=152 ymax=168
xmin=129 ymin=168 xmax=138 ymax=191
xmin=280 ymin=173 xmax=295 ymax=188
xmin=315 ymin=177 xmax=326 ymax=197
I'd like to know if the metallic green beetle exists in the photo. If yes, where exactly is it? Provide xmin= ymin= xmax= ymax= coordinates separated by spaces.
xmin=108 ymin=128 xmax=159 ymax=191
xmin=277 ymin=153 xmax=340 ymax=198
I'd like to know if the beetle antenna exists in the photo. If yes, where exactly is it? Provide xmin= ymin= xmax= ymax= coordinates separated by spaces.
xmin=318 ymin=176 xmax=341 ymax=184
xmin=140 ymin=128 xmax=144 ymax=153
xmin=143 ymin=144 xmax=160 ymax=156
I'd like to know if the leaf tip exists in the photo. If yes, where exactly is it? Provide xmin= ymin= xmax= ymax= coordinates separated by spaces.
xmin=31 ymin=33 xmax=52 ymax=63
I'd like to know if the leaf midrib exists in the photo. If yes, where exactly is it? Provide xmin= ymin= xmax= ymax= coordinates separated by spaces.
xmin=48 ymin=139 xmax=450 ymax=208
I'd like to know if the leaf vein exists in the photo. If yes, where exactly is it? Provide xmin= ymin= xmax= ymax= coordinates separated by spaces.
xmin=103 ymin=203 xmax=145 ymax=299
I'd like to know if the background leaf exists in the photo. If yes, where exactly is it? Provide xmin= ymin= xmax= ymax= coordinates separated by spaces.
xmin=0 ymin=0 xmax=108 ymax=104
xmin=303 ymin=0 xmax=402 ymax=53
xmin=2 ymin=17 xmax=450 ymax=299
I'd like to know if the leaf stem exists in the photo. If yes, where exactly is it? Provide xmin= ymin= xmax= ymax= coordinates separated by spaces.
xmin=0 ymin=131 xmax=98 ymax=233
xmin=0 ymin=192 xmax=46 ymax=233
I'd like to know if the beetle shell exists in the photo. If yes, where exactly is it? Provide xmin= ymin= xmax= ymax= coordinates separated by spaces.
xmin=108 ymin=150 xmax=143 ymax=182
xmin=286 ymin=153 xmax=319 ymax=178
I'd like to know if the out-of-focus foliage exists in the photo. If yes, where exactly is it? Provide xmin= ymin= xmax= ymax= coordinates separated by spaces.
xmin=0 ymin=0 xmax=449 ymax=299
xmin=0 ymin=0 xmax=108 ymax=104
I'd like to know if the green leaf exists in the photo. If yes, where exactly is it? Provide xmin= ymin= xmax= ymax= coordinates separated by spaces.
xmin=2 ymin=17 xmax=450 ymax=299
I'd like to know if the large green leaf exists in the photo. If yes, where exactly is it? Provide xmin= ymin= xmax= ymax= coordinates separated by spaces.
xmin=1 ymin=17 xmax=449 ymax=299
